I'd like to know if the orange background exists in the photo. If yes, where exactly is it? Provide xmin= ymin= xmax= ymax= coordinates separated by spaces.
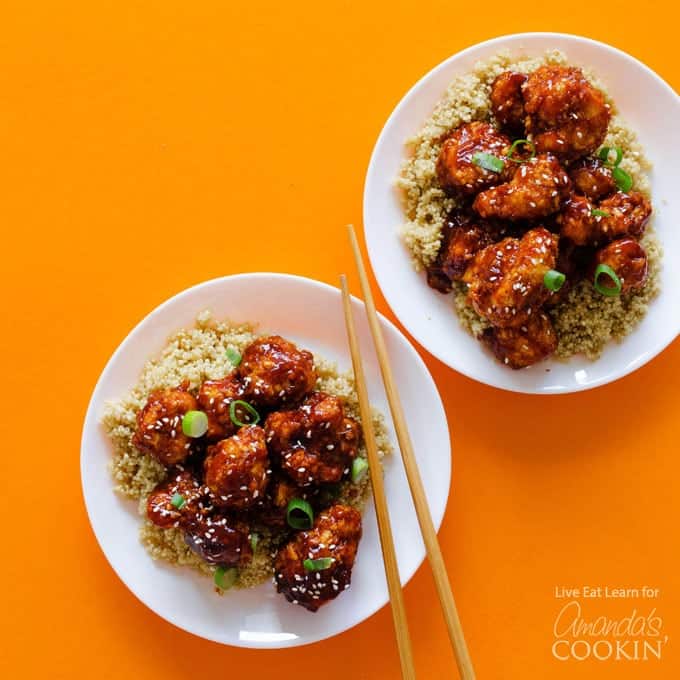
xmin=1 ymin=3 xmax=678 ymax=678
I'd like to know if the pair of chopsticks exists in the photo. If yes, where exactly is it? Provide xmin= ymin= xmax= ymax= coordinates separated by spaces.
xmin=340 ymin=224 xmax=475 ymax=680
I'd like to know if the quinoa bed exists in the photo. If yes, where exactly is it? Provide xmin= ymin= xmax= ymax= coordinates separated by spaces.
xmin=398 ymin=50 xmax=661 ymax=360
xmin=102 ymin=312 xmax=391 ymax=590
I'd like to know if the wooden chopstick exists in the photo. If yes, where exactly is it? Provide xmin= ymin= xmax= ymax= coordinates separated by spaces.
xmin=340 ymin=274 xmax=417 ymax=680
xmin=346 ymin=224 xmax=476 ymax=680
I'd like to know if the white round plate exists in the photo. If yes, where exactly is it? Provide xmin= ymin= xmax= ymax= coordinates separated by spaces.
xmin=81 ymin=273 xmax=450 ymax=648
xmin=364 ymin=32 xmax=680 ymax=394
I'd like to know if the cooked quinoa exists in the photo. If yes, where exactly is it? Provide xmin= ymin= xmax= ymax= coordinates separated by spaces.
xmin=102 ymin=311 xmax=391 ymax=590
xmin=399 ymin=49 xmax=661 ymax=360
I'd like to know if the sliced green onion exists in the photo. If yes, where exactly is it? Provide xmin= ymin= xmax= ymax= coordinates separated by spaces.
xmin=591 ymin=209 xmax=610 ymax=218
xmin=229 ymin=400 xmax=260 ymax=427
xmin=543 ymin=269 xmax=566 ymax=292
xmin=225 ymin=347 xmax=242 ymax=367
xmin=286 ymin=498 xmax=314 ymax=530
xmin=598 ymin=146 xmax=623 ymax=167
xmin=612 ymin=166 xmax=633 ymax=193
xmin=214 ymin=566 xmax=238 ymax=590
xmin=598 ymin=147 xmax=631 ymax=190
xmin=303 ymin=557 xmax=335 ymax=571
xmin=505 ymin=139 xmax=536 ymax=163
xmin=181 ymin=410 xmax=208 ymax=437
xmin=170 ymin=493 xmax=185 ymax=510
xmin=249 ymin=533 xmax=259 ymax=552
xmin=472 ymin=151 xmax=505 ymax=173
xmin=594 ymin=263 xmax=622 ymax=297
xmin=351 ymin=457 xmax=369 ymax=483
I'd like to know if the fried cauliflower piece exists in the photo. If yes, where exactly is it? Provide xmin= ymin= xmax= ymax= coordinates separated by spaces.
xmin=473 ymin=154 xmax=570 ymax=221
xmin=146 ymin=469 xmax=205 ymax=529
xmin=203 ymin=425 xmax=270 ymax=510
xmin=183 ymin=513 xmax=252 ymax=567
xmin=426 ymin=210 xmax=509 ymax=292
xmin=132 ymin=382 xmax=198 ymax=466
xmin=598 ymin=191 xmax=652 ymax=239
xmin=436 ymin=121 xmax=512 ymax=195
xmin=522 ymin=65 xmax=611 ymax=159
xmin=265 ymin=391 xmax=360 ymax=487
xmin=239 ymin=335 xmax=316 ymax=407
xmin=592 ymin=238 xmax=648 ymax=294
xmin=197 ymin=375 xmax=244 ymax=440
xmin=274 ymin=504 xmax=362 ymax=612
xmin=568 ymin=158 xmax=616 ymax=200
xmin=463 ymin=227 xmax=558 ymax=328
xmin=481 ymin=310 xmax=557 ymax=369
xmin=146 ymin=469 xmax=252 ymax=567
xmin=490 ymin=71 xmax=527 ymax=135
xmin=558 ymin=194 xmax=598 ymax=246
xmin=559 ymin=191 xmax=652 ymax=246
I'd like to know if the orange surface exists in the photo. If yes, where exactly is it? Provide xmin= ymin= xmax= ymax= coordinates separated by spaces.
xmin=1 ymin=3 xmax=678 ymax=678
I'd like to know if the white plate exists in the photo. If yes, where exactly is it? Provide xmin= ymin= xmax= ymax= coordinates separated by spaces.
xmin=81 ymin=273 xmax=451 ymax=648
xmin=364 ymin=32 xmax=680 ymax=394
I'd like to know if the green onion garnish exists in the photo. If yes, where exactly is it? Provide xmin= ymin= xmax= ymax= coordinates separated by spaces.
xmin=472 ymin=151 xmax=505 ymax=173
xmin=591 ymin=209 xmax=610 ymax=217
xmin=506 ymin=139 xmax=536 ymax=163
xmin=181 ymin=410 xmax=209 ymax=437
xmin=249 ymin=533 xmax=259 ymax=552
xmin=612 ymin=166 xmax=633 ymax=193
xmin=214 ymin=566 xmax=238 ymax=590
xmin=593 ymin=263 xmax=622 ymax=297
xmin=286 ymin=498 xmax=314 ymax=530
xmin=597 ymin=147 xmax=632 ymax=191
xmin=229 ymin=400 xmax=260 ymax=427
xmin=351 ymin=457 xmax=369 ymax=483
xmin=598 ymin=146 xmax=623 ymax=167
xmin=170 ymin=493 xmax=185 ymax=510
xmin=303 ymin=557 xmax=335 ymax=571
xmin=225 ymin=347 xmax=242 ymax=367
xmin=543 ymin=269 xmax=566 ymax=292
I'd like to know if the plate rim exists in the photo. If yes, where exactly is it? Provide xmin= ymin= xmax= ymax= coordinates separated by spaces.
xmin=80 ymin=272 xmax=452 ymax=648
xmin=363 ymin=31 xmax=680 ymax=395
